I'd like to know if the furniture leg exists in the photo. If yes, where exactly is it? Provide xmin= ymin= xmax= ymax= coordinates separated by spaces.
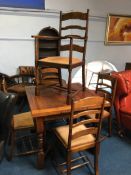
xmin=35 ymin=118 xmax=45 ymax=169
xmin=67 ymin=69 xmax=72 ymax=104
xmin=6 ymin=129 xmax=15 ymax=161
xmin=67 ymin=150 xmax=71 ymax=175
xmin=108 ymin=115 xmax=112 ymax=137
xmin=82 ymin=64 xmax=86 ymax=91
xmin=95 ymin=146 xmax=99 ymax=175
xmin=35 ymin=66 xmax=40 ymax=96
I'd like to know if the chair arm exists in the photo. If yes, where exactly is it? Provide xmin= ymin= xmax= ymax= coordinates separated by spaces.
xmin=32 ymin=35 xmax=85 ymax=40
xmin=32 ymin=35 xmax=60 ymax=40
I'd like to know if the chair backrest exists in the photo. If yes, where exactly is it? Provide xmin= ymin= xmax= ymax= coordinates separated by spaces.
xmin=68 ymin=95 xmax=105 ymax=151
xmin=19 ymin=66 xmax=35 ymax=84
xmin=0 ymin=91 xmax=17 ymax=141
xmin=19 ymin=66 xmax=35 ymax=77
xmin=96 ymin=73 xmax=117 ymax=108
xmin=87 ymin=60 xmax=118 ymax=89
xmin=59 ymin=10 xmax=89 ymax=60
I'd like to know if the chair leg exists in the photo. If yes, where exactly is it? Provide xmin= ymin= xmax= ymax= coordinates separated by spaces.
xmin=108 ymin=115 xmax=112 ymax=137
xmin=35 ymin=66 xmax=40 ymax=96
xmin=88 ymin=72 xmax=94 ymax=87
xmin=0 ymin=140 xmax=4 ymax=162
xmin=67 ymin=69 xmax=72 ymax=104
xmin=118 ymin=129 xmax=125 ymax=138
xmin=5 ymin=129 xmax=15 ymax=161
xmin=58 ymin=68 xmax=63 ymax=87
xmin=94 ymin=146 xmax=99 ymax=175
xmin=82 ymin=64 xmax=86 ymax=91
xmin=67 ymin=151 xmax=71 ymax=175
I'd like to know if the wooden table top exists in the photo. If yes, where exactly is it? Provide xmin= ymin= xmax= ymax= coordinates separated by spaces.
xmin=25 ymin=83 xmax=98 ymax=118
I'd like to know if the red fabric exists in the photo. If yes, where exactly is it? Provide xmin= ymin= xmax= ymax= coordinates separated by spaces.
xmin=119 ymin=70 xmax=131 ymax=94
xmin=120 ymin=112 xmax=131 ymax=131
xmin=111 ymin=70 xmax=131 ymax=131
xmin=112 ymin=71 xmax=128 ymax=96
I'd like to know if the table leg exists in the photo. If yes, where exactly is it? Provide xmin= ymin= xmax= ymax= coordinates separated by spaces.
xmin=35 ymin=117 xmax=45 ymax=169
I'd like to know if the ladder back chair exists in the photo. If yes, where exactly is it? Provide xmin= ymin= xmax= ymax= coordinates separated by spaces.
xmin=5 ymin=111 xmax=38 ymax=161
xmin=33 ymin=10 xmax=89 ymax=104
xmin=95 ymin=73 xmax=117 ymax=136
xmin=53 ymin=95 xmax=105 ymax=175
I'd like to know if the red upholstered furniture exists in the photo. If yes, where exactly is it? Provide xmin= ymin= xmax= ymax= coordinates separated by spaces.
xmin=112 ymin=70 xmax=131 ymax=134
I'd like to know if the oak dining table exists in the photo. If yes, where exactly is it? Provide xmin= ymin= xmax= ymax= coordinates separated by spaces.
xmin=25 ymin=83 xmax=104 ymax=169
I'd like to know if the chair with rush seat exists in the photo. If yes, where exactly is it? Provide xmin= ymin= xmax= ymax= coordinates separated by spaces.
xmin=33 ymin=10 xmax=89 ymax=104
xmin=53 ymin=95 xmax=105 ymax=175
xmin=5 ymin=111 xmax=38 ymax=161
xmin=4 ymin=67 xmax=37 ymax=160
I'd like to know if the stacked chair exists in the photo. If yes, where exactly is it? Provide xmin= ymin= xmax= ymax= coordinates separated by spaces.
xmin=32 ymin=9 xmax=89 ymax=104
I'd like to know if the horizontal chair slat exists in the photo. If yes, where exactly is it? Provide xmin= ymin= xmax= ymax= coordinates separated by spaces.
xmin=98 ymin=83 xmax=112 ymax=88
xmin=72 ymin=127 xmax=98 ymax=140
xmin=97 ymin=88 xmax=111 ymax=96
xmin=60 ymin=44 xmax=84 ymax=53
xmin=61 ymin=35 xmax=85 ymax=40
xmin=62 ymin=12 xmax=87 ymax=21
xmin=73 ymin=118 xmax=100 ymax=128
xmin=73 ymin=110 xmax=101 ymax=119
xmin=62 ymin=25 xmax=86 ymax=30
